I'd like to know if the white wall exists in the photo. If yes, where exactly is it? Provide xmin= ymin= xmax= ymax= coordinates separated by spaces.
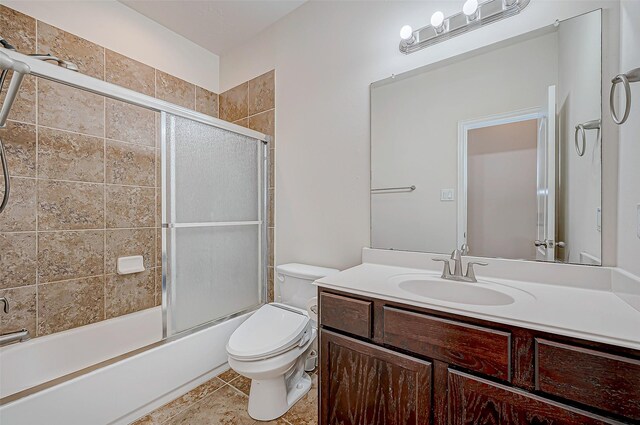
xmin=220 ymin=0 xmax=621 ymax=270
xmin=557 ymin=10 xmax=603 ymax=264
xmin=370 ymin=32 xmax=558 ymax=254
xmin=4 ymin=0 xmax=220 ymax=92
xmin=617 ymin=0 xmax=640 ymax=276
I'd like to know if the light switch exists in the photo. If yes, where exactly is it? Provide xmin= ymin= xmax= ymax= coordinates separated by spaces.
xmin=596 ymin=207 xmax=601 ymax=232
xmin=441 ymin=189 xmax=455 ymax=201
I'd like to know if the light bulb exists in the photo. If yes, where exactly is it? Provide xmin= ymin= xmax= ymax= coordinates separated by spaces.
xmin=463 ymin=0 xmax=479 ymax=20
xmin=399 ymin=25 xmax=414 ymax=40
xmin=430 ymin=11 xmax=445 ymax=28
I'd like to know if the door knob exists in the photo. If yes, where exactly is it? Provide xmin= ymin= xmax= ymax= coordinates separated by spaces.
xmin=534 ymin=240 xmax=547 ymax=247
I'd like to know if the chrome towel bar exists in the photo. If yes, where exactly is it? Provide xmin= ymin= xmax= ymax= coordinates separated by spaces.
xmin=574 ymin=119 xmax=601 ymax=157
xmin=371 ymin=185 xmax=416 ymax=193
xmin=610 ymin=67 xmax=640 ymax=125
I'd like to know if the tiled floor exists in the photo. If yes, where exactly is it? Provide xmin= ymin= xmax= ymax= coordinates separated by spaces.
xmin=131 ymin=369 xmax=317 ymax=425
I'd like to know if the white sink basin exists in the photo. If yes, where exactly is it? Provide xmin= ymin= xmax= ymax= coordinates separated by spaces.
xmin=388 ymin=274 xmax=533 ymax=306
xmin=398 ymin=279 xmax=515 ymax=305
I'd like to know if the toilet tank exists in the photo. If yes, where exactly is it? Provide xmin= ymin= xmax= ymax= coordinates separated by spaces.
xmin=275 ymin=263 xmax=339 ymax=310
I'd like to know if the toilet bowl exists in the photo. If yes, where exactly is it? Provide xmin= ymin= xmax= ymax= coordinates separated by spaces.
xmin=226 ymin=263 xmax=339 ymax=421
xmin=227 ymin=303 xmax=315 ymax=420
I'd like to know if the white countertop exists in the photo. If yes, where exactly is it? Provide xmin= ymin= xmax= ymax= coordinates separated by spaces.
xmin=315 ymin=257 xmax=640 ymax=351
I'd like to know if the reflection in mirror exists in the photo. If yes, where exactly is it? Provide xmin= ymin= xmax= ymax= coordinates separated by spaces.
xmin=371 ymin=9 xmax=602 ymax=265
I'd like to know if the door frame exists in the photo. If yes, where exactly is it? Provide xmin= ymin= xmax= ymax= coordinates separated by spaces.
xmin=456 ymin=107 xmax=547 ymax=251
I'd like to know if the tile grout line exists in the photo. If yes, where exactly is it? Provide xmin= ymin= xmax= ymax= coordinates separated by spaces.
xmin=5 ymin=171 xmax=157 ymax=189
xmin=154 ymin=378 xmax=229 ymax=425
xmin=38 ymin=273 xmax=108 ymax=287
xmin=23 ymin=175 xmax=158 ymax=190
xmin=6 ymin=117 xmax=156 ymax=149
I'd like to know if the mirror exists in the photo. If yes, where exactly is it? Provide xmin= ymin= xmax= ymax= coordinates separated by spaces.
xmin=371 ymin=9 xmax=602 ymax=265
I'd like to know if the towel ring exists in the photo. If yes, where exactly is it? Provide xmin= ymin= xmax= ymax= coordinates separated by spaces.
xmin=574 ymin=119 xmax=600 ymax=157
xmin=610 ymin=67 xmax=640 ymax=125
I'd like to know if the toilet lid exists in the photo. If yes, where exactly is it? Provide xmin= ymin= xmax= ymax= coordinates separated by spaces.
xmin=227 ymin=303 xmax=311 ymax=360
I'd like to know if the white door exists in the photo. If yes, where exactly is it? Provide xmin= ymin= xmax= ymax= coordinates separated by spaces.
xmin=536 ymin=85 xmax=557 ymax=261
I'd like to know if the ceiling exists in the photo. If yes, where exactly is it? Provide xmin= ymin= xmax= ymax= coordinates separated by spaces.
xmin=119 ymin=0 xmax=307 ymax=56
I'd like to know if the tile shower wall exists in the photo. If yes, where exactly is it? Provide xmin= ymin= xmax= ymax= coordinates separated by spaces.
xmin=0 ymin=5 xmax=221 ymax=338
xmin=220 ymin=71 xmax=276 ymax=302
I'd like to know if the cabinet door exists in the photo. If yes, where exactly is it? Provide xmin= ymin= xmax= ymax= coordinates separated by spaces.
xmin=447 ymin=369 xmax=621 ymax=425
xmin=320 ymin=329 xmax=432 ymax=425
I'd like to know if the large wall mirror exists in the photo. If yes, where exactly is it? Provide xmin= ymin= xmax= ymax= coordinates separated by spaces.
xmin=371 ymin=9 xmax=602 ymax=265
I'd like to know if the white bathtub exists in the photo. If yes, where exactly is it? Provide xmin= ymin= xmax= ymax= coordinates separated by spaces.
xmin=0 ymin=308 xmax=251 ymax=425
xmin=0 ymin=307 xmax=163 ymax=399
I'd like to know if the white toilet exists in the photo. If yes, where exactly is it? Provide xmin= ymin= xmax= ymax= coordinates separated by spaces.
xmin=226 ymin=263 xmax=338 ymax=421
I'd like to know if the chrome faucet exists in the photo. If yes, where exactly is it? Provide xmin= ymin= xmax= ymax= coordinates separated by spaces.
xmin=433 ymin=249 xmax=488 ymax=283
xmin=0 ymin=297 xmax=31 ymax=346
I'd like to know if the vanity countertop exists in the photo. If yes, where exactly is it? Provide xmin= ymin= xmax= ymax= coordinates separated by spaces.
xmin=315 ymin=260 xmax=640 ymax=351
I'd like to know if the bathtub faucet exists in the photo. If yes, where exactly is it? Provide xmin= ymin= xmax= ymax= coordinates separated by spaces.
xmin=0 ymin=296 xmax=31 ymax=346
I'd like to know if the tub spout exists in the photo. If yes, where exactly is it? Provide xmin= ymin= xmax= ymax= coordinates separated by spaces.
xmin=0 ymin=328 xmax=30 ymax=347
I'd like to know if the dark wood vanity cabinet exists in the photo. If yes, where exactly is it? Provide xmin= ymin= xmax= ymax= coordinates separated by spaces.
xmin=318 ymin=288 xmax=640 ymax=425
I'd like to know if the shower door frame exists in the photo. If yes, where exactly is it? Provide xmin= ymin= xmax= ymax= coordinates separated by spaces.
xmin=160 ymin=112 xmax=270 ymax=338
xmin=0 ymin=45 xmax=271 ymax=405
xmin=0 ymin=49 xmax=267 ymax=140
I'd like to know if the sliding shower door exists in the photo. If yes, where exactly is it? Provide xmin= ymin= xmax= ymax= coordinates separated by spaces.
xmin=162 ymin=113 xmax=267 ymax=337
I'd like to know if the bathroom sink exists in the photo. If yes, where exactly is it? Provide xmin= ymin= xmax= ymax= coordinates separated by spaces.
xmin=398 ymin=279 xmax=514 ymax=305
xmin=389 ymin=275 xmax=517 ymax=306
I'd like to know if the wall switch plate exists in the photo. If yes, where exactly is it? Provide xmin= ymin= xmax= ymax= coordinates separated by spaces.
xmin=596 ymin=207 xmax=601 ymax=232
xmin=637 ymin=204 xmax=640 ymax=239
xmin=441 ymin=189 xmax=455 ymax=201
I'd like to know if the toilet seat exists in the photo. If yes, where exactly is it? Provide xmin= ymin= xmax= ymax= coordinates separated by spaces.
xmin=227 ymin=303 xmax=311 ymax=361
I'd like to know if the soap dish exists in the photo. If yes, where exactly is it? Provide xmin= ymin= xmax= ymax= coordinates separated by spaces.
xmin=117 ymin=255 xmax=145 ymax=275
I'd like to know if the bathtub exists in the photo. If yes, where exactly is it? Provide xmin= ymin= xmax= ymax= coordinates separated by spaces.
xmin=0 ymin=307 xmax=252 ymax=425
xmin=1 ymin=307 xmax=163 ymax=399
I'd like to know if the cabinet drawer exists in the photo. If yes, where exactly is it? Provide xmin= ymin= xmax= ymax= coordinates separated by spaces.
xmin=448 ymin=369 xmax=620 ymax=425
xmin=383 ymin=307 xmax=511 ymax=381
xmin=320 ymin=292 xmax=372 ymax=339
xmin=535 ymin=339 xmax=640 ymax=421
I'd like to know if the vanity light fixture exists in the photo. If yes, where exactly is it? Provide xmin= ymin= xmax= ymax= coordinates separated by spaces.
xmin=463 ymin=0 xmax=479 ymax=22
xmin=399 ymin=0 xmax=530 ymax=54
xmin=430 ymin=11 xmax=446 ymax=34
xmin=399 ymin=25 xmax=416 ymax=45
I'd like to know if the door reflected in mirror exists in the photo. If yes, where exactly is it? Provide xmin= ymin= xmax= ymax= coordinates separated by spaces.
xmin=370 ymin=9 xmax=602 ymax=265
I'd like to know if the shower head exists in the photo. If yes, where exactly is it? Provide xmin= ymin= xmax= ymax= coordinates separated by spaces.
xmin=28 ymin=53 xmax=79 ymax=72
xmin=0 ymin=37 xmax=17 ymax=52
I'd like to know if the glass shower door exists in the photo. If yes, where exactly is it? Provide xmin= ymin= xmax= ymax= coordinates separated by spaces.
xmin=162 ymin=113 xmax=267 ymax=336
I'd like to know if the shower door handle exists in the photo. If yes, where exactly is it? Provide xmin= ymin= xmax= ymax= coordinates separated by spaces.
xmin=0 ymin=137 xmax=9 ymax=213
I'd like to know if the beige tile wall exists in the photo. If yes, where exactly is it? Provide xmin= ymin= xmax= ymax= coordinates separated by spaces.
xmin=0 ymin=5 xmax=222 ymax=338
xmin=220 ymin=71 xmax=276 ymax=302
